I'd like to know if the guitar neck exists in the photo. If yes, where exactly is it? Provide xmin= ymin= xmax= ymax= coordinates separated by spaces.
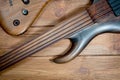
xmin=0 ymin=10 xmax=93 ymax=71
xmin=0 ymin=0 xmax=114 ymax=71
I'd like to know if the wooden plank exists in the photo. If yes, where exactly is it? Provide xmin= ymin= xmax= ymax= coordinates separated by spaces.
xmin=0 ymin=0 xmax=120 ymax=57
xmin=0 ymin=56 xmax=120 ymax=80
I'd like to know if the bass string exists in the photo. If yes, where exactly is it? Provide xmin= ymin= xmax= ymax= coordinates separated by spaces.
xmin=0 ymin=11 xmax=89 ymax=63
xmin=1 ymin=14 xmax=91 ymax=65
xmin=0 ymin=18 xmax=94 ymax=70
xmin=0 ymin=11 xmax=88 ymax=61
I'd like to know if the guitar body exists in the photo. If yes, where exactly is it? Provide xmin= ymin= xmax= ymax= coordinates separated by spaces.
xmin=0 ymin=0 xmax=49 ymax=35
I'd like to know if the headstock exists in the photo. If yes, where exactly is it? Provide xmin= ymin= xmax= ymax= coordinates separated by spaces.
xmin=0 ymin=0 xmax=49 ymax=35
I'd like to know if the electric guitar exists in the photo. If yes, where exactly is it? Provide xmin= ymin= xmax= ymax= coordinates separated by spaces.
xmin=0 ymin=0 xmax=120 ymax=71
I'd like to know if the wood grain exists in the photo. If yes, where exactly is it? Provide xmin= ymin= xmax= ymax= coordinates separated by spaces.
xmin=0 ymin=56 xmax=120 ymax=80
xmin=0 ymin=0 xmax=49 ymax=35
xmin=0 ymin=0 xmax=120 ymax=80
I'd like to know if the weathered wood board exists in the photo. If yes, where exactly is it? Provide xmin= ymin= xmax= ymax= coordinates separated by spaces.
xmin=0 ymin=0 xmax=120 ymax=80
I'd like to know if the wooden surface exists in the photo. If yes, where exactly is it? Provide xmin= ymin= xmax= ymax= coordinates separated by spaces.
xmin=0 ymin=0 xmax=120 ymax=80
